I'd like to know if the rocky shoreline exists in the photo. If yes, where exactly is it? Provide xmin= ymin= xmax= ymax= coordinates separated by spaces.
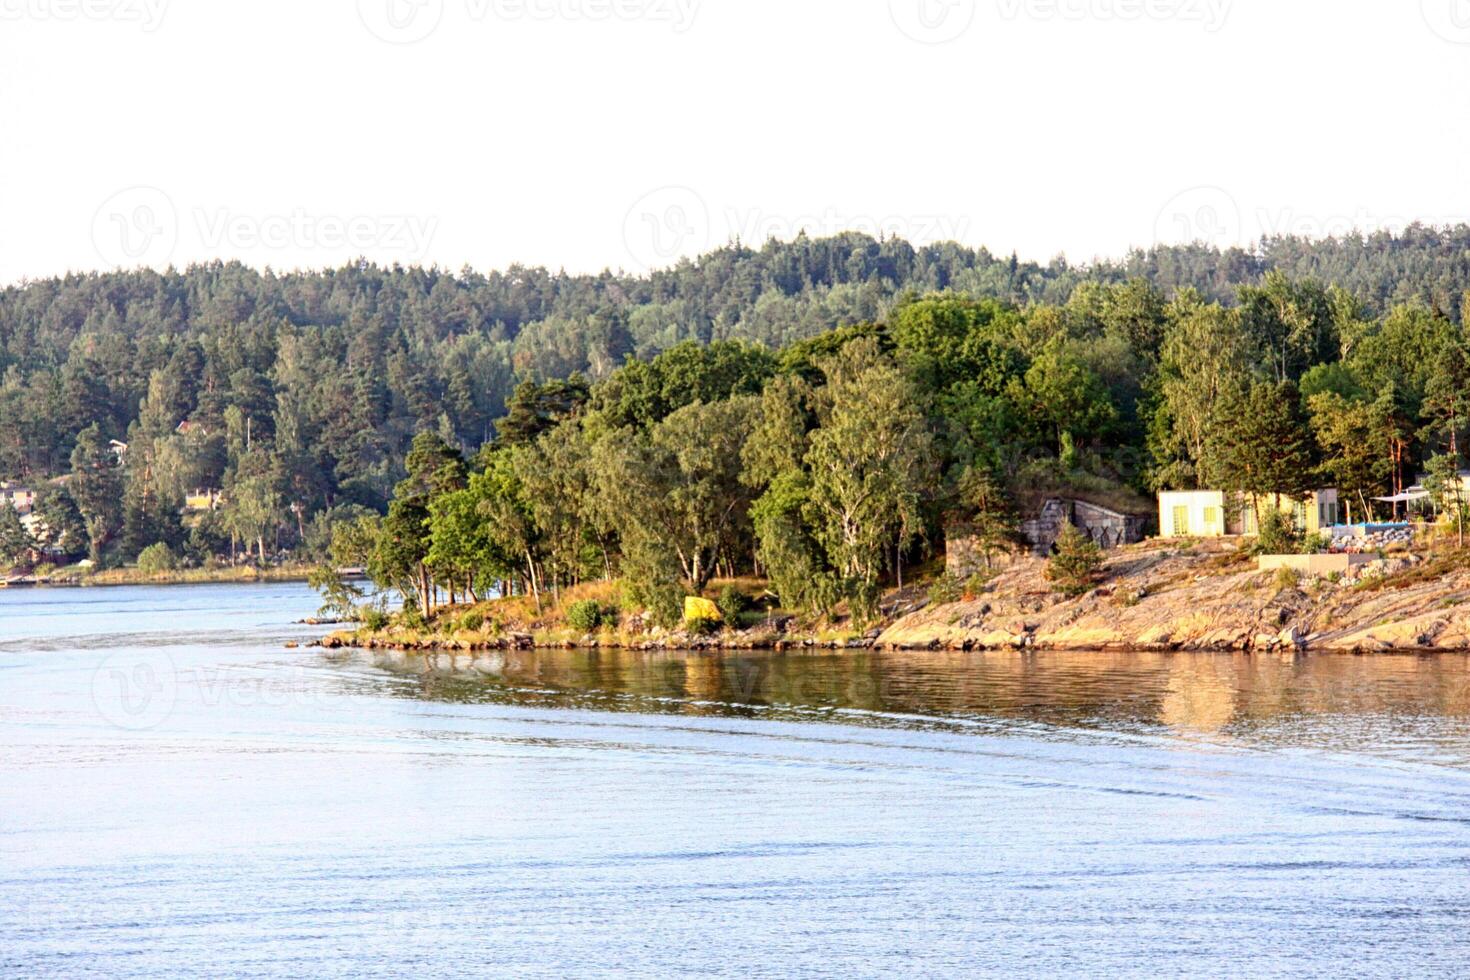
xmin=314 ymin=625 xmax=887 ymax=653
xmin=312 ymin=541 xmax=1470 ymax=656
xmin=877 ymin=544 xmax=1470 ymax=654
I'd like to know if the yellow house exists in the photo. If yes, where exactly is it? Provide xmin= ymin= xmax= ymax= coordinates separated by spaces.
xmin=1158 ymin=490 xmax=1340 ymax=539
xmin=184 ymin=489 xmax=223 ymax=513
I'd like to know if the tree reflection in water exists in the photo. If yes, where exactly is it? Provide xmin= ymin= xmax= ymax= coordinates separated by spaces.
xmin=349 ymin=647 xmax=1470 ymax=763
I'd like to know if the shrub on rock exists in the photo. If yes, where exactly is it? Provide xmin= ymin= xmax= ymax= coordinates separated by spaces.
xmin=1045 ymin=524 xmax=1103 ymax=598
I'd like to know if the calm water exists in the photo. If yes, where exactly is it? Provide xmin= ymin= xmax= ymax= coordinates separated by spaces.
xmin=4 ymin=585 xmax=1470 ymax=977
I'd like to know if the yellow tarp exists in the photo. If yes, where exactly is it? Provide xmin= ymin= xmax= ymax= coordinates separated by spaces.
xmin=684 ymin=596 xmax=722 ymax=622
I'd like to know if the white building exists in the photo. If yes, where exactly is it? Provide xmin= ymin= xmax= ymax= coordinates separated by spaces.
xmin=1159 ymin=489 xmax=1340 ymax=539
xmin=0 ymin=483 xmax=35 ymax=516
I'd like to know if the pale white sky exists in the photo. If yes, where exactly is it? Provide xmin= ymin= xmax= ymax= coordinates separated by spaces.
xmin=2 ymin=0 xmax=1469 ymax=284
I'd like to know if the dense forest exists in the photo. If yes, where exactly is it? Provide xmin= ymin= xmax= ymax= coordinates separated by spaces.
xmin=6 ymin=226 xmax=1470 ymax=585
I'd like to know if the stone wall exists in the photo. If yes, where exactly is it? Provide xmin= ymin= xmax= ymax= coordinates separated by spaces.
xmin=944 ymin=530 xmax=1009 ymax=581
xmin=1329 ymin=524 xmax=1415 ymax=553
xmin=1018 ymin=499 xmax=1148 ymax=556
xmin=946 ymin=499 xmax=1148 ymax=578
xmin=1257 ymin=554 xmax=1373 ymax=576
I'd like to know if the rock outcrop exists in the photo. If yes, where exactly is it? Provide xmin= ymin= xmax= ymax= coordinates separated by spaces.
xmin=881 ymin=542 xmax=1470 ymax=653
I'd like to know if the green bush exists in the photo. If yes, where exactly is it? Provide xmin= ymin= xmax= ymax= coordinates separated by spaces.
xmin=963 ymin=573 xmax=992 ymax=598
xmin=685 ymin=615 xmax=721 ymax=636
xmin=809 ymin=573 xmax=847 ymax=620
xmin=1300 ymin=532 xmax=1331 ymax=555
xmin=136 ymin=542 xmax=178 ymax=576
xmin=1254 ymin=509 xmax=1303 ymax=556
xmin=309 ymin=565 xmax=364 ymax=622
xmin=629 ymin=583 xmax=683 ymax=630
xmin=458 ymin=609 xmax=486 ymax=632
xmin=652 ymin=581 xmax=685 ymax=628
xmin=715 ymin=585 xmax=748 ymax=624
xmin=400 ymin=603 xmax=427 ymax=630
xmin=928 ymin=573 xmax=963 ymax=606
xmin=617 ymin=581 xmax=644 ymax=612
xmin=1045 ymin=524 xmax=1103 ymax=597
xmin=361 ymin=609 xmax=389 ymax=631
xmin=1274 ymin=566 xmax=1303 ymax=591
xmin=566 ymin=600 xmax=605 ymax=632
xmin=854 ymin=581 xmax=884 ymax=627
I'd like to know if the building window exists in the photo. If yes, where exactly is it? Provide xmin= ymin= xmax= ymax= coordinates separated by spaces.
xmin=1203 ymin=507 xmax=1221 ymax=532
xmin=1171 ymin=506 xmax=1189 ymax=536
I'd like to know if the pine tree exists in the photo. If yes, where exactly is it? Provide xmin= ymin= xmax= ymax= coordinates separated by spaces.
xmin=955 ymin=466 xmax=1017 ymax=571
xmin=0 ymin=502 xmax=30 ymax=568
xmin=1045 ymin=523 xmax=1103 ymax=598
xmin=1209 ymin=381 xmax=1317 ymax=522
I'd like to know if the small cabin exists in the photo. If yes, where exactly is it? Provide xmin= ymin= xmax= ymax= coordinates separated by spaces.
xmin=1159 ymin=490 xmax=1340 ymax=539
xmin=0 ymin=484 xmax=35 ymax=516
xmin=184 ymin=489 xmax=223 ymax=513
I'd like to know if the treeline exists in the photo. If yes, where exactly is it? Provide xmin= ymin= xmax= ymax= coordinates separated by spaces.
xmin=331 ymin=272 xmax=1470 ymax=626
xmin=8 ymin=226 xmax=1470 ymax=569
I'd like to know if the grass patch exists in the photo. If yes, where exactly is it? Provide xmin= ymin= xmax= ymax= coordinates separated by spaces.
xmin=1355 ymin=549 xmax=1470 ymax=593
xmin=1273 ymin=567 xmax=1303 ymax=592
xmin=84 ymin=564 xmax=315 ymax=586
xmin=1203 ymin=550 xmax=1254 ymax=572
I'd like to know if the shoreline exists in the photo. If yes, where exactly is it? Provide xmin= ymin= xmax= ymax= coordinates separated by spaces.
xmin=315 ymin=631 xmax=1470 ymax=656
xmin=313 ymin=538 xmax=1470 ymax=656
xmin=2 ymin=566 xmax=320 ymax=589
xmin=315 ymin=631 xmax=875 ymax=654
xmin=316 ymin=612 xmax=1470 ymax=656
